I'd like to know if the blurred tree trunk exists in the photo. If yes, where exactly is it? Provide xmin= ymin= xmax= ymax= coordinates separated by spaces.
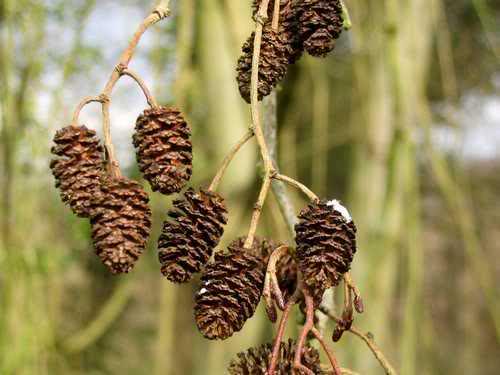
xmin=348 ymin=1 xmax=434 ymax=372
xmin=348 ymin=1 xmax=398 ymax=369
xmin=0 ymin=0 xmax=15 ymax=252
xmin=0 ymin=1 xmax=49 ymax=373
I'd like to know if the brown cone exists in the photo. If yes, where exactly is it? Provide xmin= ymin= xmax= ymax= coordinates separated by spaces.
xmin=297 ymin=0 xmax=344 ymax=57
xmin=295 ymin=200 xmax=357 ymax=299
xmin=276 ymin=251 xmax=298 ymax=302
xmin=158 ymin=188 xmax=227 ymax=283
xmin=252 ymin=0 xmax=304 ymax=64
xmin=228 ymin=339 xmax=324 ymax=374
xmin=90 ymin=176 xmax=152 ymax=274
xmin=194 ymin=238 xmax=268 ymax=340
xmin=133 ymin=106 xmax=192 ymax=195
xmin=50 ymin=125 xmax=104 ymax=217
xmin=236 ymin=27 xmax=288 ymax=103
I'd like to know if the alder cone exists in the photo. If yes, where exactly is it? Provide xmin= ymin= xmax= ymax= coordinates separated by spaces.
xmin=276 ymin=252 xmax=298 ymax=302
xmin=50 ymin=125 xmax=104 ymax=217
xmin=295 ymin=200 xmax=357 ymax=299
xmin=194 ymin=238 xmax=268 ymax=340
xmin=236 ymin=27 xmax=288 ymax=103
xmin=133 ymin=106 xmax=192 ymax=195
xmin=157 ymin=188 xmax=227 ymax=283
xmin=297 ymin=0 xmax=344 ymax=57
xmin=228 ymin=339 xmax=324 ymax=375
xmin=90 ymin=176 xmax=152 ymax=274
xmin=252 ymin=0 xmax=303 ymax=64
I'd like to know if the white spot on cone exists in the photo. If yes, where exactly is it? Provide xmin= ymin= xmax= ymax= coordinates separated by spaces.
xmin=326 ymin=200 xmax=352 ymax=222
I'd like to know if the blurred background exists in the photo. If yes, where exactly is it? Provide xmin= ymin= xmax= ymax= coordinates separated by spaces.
xmin=1 ymin=0 xmax=499 ymax=374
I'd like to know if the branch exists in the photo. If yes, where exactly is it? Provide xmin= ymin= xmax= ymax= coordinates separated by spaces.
xmin=100 ymin=3 xmax=170 ymax=177
xmin=268 ymin=280 xmax=302 ymax=375
xmin=293 ymin=292 xmax=317 ymax=375
xmin=121 ymin=68 xmax=158 ymax=108
xmin=70 ymin=1 xmax=172 ymax=178
xmin=345 ymin=272 xmax=364 ymax=313
xmin=72 ymin=96 xmax=104 ymax=126
xmin=318 ymin=306 xmax=398 ymax=375
xmin=243 ymin=0 xmax=278 ymax=249
xmin=311 ymin=327 xmax=342 ymax=375
xmin=273 ymin=173 xmax=320 ymax=202
xmin=208 ymin=129 xmax=254 ymax=192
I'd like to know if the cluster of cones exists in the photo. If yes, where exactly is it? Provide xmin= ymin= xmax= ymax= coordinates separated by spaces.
xmin=50 ymin=106 xmax=193 ymax=274
xmin=237 ymin=0 xmax=345 ymax=103
xmin=50 ymin=0 xmax=355 ymax=373
xmin=50 ymin=122 xmax=357 ymax=371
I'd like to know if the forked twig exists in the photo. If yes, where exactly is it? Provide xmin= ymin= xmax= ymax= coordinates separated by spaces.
xmin=318 ymin=306 xmax=398 ymax=375
xmin=243 ymin=0 xmax=275 ymax=248
xmin=70 ymin=1 xmax=172 ymax=178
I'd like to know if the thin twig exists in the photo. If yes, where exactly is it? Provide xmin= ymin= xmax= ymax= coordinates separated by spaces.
xmin=245 ymin=172 xmax=273 ymax=248
xmin=268 ymin=279 xmax=302 ymax=375
xmin=208 ymin=129 xmax=254 ymax=192
xmin=294 ymin=291 xmax=316 ymax=375
xmin=341 ymin=370 xmax=361 ymax=375
xmin=263 ymin=245 xmax=290 ymax=317
xmin=271 ymin=0 xmax=281 ymax=30
xmin=321 ymin=366 xmax=361 ymax=375
xmin=343 ymin=276 xmax=352 ymax=312
xmin=121 ymin=68 xmax=158 ymax=108
xmin=332 ymin=279 xmax=354 ymax=342
xmin=311 ymin=327 xmax=342 ymax=375
xmin=273 ymin=173 xmax=320 ymax=202
xmin=244 ymin=0 xmax=277 ymax=249
xmin=85 ymin=1 xmax=171 ymax=178
xmin=268 ymin=301 xmax=294 ymax=375
xmin=319 ymin=306 xmax=398 ymax=375
xmin=345 ymin=272 xmax=364 ymax=313
xmin=71 ymin=96 xmax=103 ymax=126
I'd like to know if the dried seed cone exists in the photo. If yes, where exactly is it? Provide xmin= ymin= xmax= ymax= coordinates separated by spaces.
xmin=236 ymin=27 xmax=288 ymax=103
xmin=228 ymin=339 xmax=324 ymax=375
xmin=90 ymin=176 xmax=152 ymax=274
xmin=252 ymin=0 xmax=304 ymax=64
xmin=298 ymin=0 xmax=344 ymax=57
xmin=133 ymin=106 xmax=192 ymax=195
xmin=276 ymin=252 xmax=298 ymax=302
xmin=194 ymin=238 xmax=267 ymax=340
xmin=158 ymin=188 xmax=228 ymax=283
xmin=295 ymin=200 xmax=357 ymax=298
xmin=50 ymin=125 xmax=104 ymax=218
